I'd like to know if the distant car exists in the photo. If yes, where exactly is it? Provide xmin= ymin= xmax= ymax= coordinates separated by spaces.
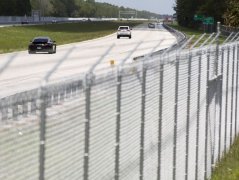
xmin=117 ymin=26 xmax=132 ymax=39
xmin=21 ymin=21 xmax=29 ymax=24
xmin=28 ymin=37 xmax=56 ymax=54
xmin=148 ymin=23 xmax=155 ymax=28
xmin=51 ymin=19 xmax=57 ymax=23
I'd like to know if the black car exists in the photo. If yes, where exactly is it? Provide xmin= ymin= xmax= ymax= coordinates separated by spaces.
xmin=28 ymin=37 xmax=56 ymax=54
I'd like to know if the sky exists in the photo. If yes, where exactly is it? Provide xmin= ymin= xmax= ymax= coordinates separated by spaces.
xmin=95 ymin=0 xmax=175 ymax=15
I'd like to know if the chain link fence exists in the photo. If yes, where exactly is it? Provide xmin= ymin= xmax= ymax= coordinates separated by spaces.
xmin=1 ymin=38 xmax=239 ymax=180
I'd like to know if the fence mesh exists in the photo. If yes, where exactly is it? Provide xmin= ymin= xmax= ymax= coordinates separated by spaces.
xmin=1 ymin=41 xmax=239 ymax=180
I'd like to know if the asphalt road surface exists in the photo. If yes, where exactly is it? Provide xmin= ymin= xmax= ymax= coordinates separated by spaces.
xmin=0 ymin=23 xmax=176 ymax=97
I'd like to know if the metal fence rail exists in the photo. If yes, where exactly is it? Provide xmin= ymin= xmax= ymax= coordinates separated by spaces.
xmin=1 ymin=40 xmax=239 ymax=180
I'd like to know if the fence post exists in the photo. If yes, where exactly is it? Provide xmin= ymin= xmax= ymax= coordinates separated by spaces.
xmin=195 ymin=51 xmax=202 ymax=180
xmin=53 ymin=91 xmax=59 ymax=105
xmin=224 ymin=46 xmax=230 ymax=153
xmin=115 ymin=69 xmax=122 ymax=180
xmin=230 ymin=46 xmax=236 ymax=146
xmin=39 ymin=86 xmax=47 ymax=180
xmin=157 ymin=60 xmax=164 ymax=180
xmin=140 ymin=63 xmax=147 ymax=180
xmin=1 ymin=98 xmax=8 ymax=121
xmin=215 ymin=22 xmax=220 ymax=76
xmin=204 ymin=51 xmax=210 ymax=180
xmin=218 ymin=47 xmax=224 ymax=160
xmin=235 ymin=45 xmax=239 ymax=138
xmin=22 ymin=99 xmax=28 ymax=117
xmin=83 ymin=73 xmax=92 ymax=180
xmin=60 ymin=85 xmax=65 ymax=102
xmin=31 ymin=98 xmax=37 ymax=114
xmin=12 ymin=101 xmax=18 ymax=120
xmin=185 ymin=53 xmax=192 ymax=180
xmin=173 ymin=55 xmax=179 ymax=180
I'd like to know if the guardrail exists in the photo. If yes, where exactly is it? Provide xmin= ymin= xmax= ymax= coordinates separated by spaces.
xmin=0 ymin=16 xmax=148 ymax=25
xmin=0 ymin=79 xmax=83 ymax=121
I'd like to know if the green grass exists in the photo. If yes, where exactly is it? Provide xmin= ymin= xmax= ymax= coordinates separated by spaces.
xmin=0 ymin=21 xmax=141 ymax=54
xmin=211 ymin=136 xmax=239 ymax=180
xmin=167 ymin=22 xmax=226 ymax=47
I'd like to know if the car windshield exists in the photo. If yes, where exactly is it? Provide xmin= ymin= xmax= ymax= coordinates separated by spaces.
xmin=119 ymin=27 xmax=129 ymax=30
xmin=33 ymin=38 xmax=48 ymax=43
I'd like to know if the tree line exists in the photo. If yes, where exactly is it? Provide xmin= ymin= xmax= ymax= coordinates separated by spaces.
xmin=175 ymin=0 xmax=239 ymax=27
xmin=0 ymin=0 xmax=161 ymax=19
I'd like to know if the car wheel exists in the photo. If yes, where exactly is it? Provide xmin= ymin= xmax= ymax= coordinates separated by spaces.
xmin=49 ymin=47 xmax=55 ymax=54
xmin=117 ymin=36 xmax=120 ymax=39
xmin=129 ymin=35 xmax=131 ymax=39
xmin=28 ymin=51 xmax=34 ymax=54
xmin=54 ymin=46 xmax=57 ymax=53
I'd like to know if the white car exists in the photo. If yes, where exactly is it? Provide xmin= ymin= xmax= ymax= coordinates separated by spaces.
xmin=117 ymin=26 xmax=132 ymax=39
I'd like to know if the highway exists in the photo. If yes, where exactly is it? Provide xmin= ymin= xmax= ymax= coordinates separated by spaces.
xmin=0 ymin=23 xmax=176 ymax=97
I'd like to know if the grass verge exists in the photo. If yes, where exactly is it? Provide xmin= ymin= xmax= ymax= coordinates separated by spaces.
xmin=167 ymin=23 xmax=226 ymax=46
xmin=211 ymin=136 xmax=239 ymax=180
xmin=0 ymin=21 xmax=141 ymax=54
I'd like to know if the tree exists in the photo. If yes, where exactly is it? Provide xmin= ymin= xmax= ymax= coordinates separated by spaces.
xmin=30 ymin=0 xmax=53 ymax=16
xmin=0 ymin=0 xmax=15 ymax=16
xmin=224 ymin=0 xmax=239 ymax=26
xmin=175 ymin=0 xmax=226 ymax=27
xmin=16 ymin=0 xmax=32 ymax=16
xmin=0 ymin=0 xmax=31 ymax=16
xmin=197 ymin=0 xmax=226 ymax=23
xmin=175 ymin=0 xmax=199 ymax=27
xmin=50 ymin=0 xmax=79 ymax=17
xmin=78 ymin=2 xmax=96 ymax=17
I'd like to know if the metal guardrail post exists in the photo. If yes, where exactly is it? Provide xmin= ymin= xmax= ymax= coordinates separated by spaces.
xmin=46 ymin=91 xmax=52 ymax=107
xmin=31 ymin=98 xmax=37 ymax=114
xmin=235 ymin=45 xmax=239 ymax=138
xmin=218 ymin=47 xmax=224 ymax=160
xmin=195 ymin=52 xmax=202 ymax=180
xmin=185 ymin=53 xmax=192 ymax=180
xmin=39 ymin=86 xmax=47 ymax=180
xmin=53 ymin=91 xmax=59 ymax=105
xmin=1 ymin=99 xmax=8 ymax=121
xmin=60 ymin=86 xmax=65 ymax=102
xmin=224 ymin=46 xmax=230 ymax=154
xmin=157 ymin=61 xmax=164 ymax=180
xmin=230 ymin=46 xmax=236 ymax=146
xmin=140 ymin=62 xmax=147 ymax=180
xmin=173 ymin=55 xmax=179 ymax=180
xmin=12 ymin=102 xmax=18 ymax=120
xmin=204 ymin=51 xmax=210 ymax=180
xmin=115 ymin=68 xmax=122 ymax=180
xmin=83 ymin=73 xmax=92 ymax=180
xmin=22 ymin=98 xmax=28 ymax=117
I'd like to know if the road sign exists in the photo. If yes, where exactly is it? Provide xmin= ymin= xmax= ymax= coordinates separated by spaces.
xmin=194 ymin=14 xmax=204 ymax=21
xmin=203 ymin=17 xmax=214 ymax=25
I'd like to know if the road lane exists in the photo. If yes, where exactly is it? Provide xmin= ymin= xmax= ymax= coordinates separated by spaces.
xmin=0 ymin=24 xmax=176 ymax=97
